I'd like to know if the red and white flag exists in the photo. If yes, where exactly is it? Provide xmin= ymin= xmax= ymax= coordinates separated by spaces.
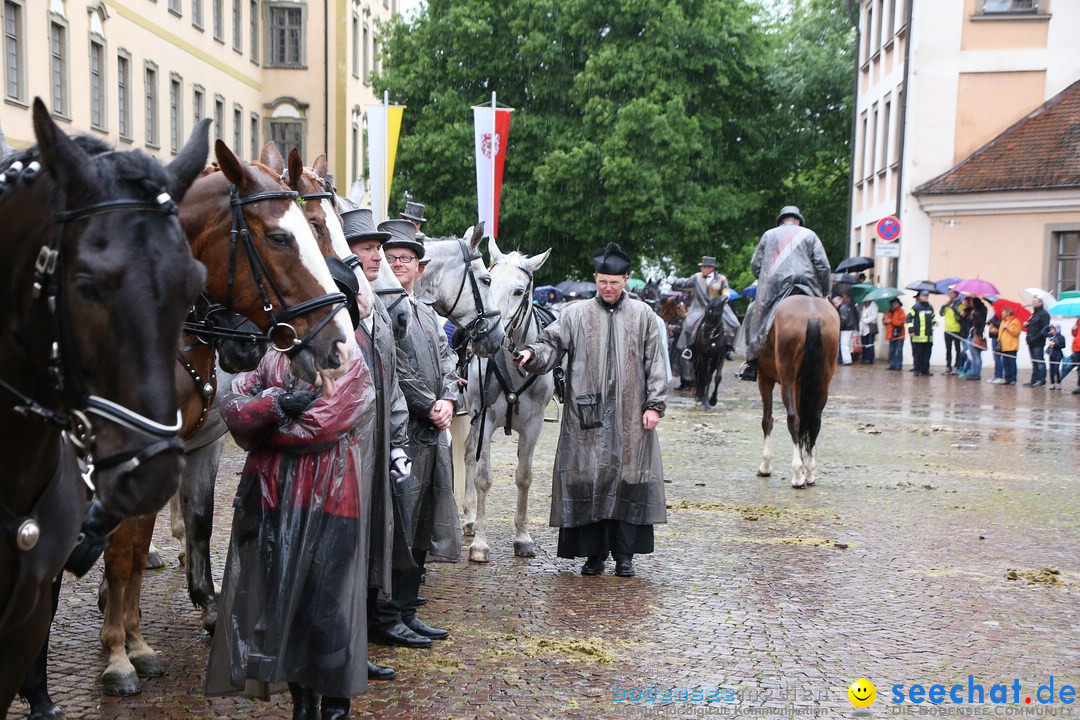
xmin=473 ymin=102 xmax=513 ymax=238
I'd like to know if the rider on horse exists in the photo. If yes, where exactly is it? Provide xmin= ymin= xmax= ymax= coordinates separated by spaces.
xmin=671 ymin=256 xmax=739 ymax=388
xmin=737 ymin=205 xmax=832 ymax=381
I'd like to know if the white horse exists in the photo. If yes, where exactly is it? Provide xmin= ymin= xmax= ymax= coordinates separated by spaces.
xmin=458 ymin=239 xmax=554 ymax=562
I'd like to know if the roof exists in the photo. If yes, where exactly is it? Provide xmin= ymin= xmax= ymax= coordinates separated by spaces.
xmin=915 ymin=76 xmax=1080 ymax=195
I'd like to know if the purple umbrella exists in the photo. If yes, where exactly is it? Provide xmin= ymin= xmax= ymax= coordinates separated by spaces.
xmin=952 ymin=278 xmax=1000 ymax=297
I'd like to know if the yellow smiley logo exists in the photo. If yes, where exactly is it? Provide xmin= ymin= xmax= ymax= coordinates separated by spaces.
xmin=848 ymin=678 xmax=877 ymax=708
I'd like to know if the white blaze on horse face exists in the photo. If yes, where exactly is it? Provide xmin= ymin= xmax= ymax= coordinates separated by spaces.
xmin=489 ymin=254 xmax=529 ymax=331
xmin=277 ymin=203 xmax=354 ymax=367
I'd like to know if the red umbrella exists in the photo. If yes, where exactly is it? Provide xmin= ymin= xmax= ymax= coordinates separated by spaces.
xmin=952 ymin=278 xmax=1000 ymax=297
xmin=992 ymin=298 xmax=1031 ymax=324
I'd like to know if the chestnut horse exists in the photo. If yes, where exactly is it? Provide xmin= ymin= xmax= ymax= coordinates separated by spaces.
xmin=755 ymin=295 xmax=840 ymax=488
xmin=0 ymin=100 xmax=208 ymax=719
xmin=94 ymin=140 xmax=357 ymax=697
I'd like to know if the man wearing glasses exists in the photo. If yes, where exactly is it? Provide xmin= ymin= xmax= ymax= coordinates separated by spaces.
xmin=368 ymin=219 xmax=461 ymax=649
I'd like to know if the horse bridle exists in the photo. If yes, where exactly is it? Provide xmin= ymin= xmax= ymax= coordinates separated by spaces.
xmin=226 ymin=185 xmax=347 ymax=355
xmin=443 ymin=239 xmax=502 ymax=350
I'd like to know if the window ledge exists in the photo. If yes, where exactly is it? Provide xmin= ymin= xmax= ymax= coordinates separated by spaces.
xmin=970 ymin=13 xmax=1050 ymax=22
xmin=4 ymin=97 xmax=30 ymax=109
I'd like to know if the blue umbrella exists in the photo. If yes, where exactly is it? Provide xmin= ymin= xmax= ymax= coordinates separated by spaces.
xmin=935 ymin=277 xmax=962 ymax=294
xmin=741 ymin=284 xmax=758 ymax=300
xmin=534 ymin=285 xmax=563 ymax=305
xmin=1048 ymin=297 xmax=1080 ymax=317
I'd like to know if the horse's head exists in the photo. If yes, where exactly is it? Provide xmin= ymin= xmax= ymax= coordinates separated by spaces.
xmin=487 ymin=237 xmax=551 ymax=345
xmin=705 ymin=294 xmax=730 ymax=322
xmin=417 ymin=222 xmax=506 ymax=356
xmin=189 ymin=295 xmax=268 ymax=373
xmin=0 ymin=99 xmax=208 ymax=517
xmin=180 ymin=141 xmax=356 ymax=391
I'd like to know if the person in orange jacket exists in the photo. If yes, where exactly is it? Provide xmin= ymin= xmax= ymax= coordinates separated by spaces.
xmin=882 ymin=297 xmax=907 ymax=370
xmin=997 ymin=306 xmax=1022 ymax=385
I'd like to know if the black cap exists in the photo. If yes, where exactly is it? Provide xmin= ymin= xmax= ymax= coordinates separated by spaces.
xmin=593 ymin=242 xmax=631 ymax=275
xmin=378 ymin=219 xmax=425 ymax=259
xmin=401 ymin=201 xmax=427 ymax=223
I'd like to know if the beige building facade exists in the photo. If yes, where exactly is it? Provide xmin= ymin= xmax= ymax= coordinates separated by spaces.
xmin=1 ymin=0 xmax=396 ymax=189
xmin=850 ymin=0 xmax=1080 ymax=306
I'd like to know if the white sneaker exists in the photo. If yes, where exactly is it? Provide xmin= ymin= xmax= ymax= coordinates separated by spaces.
xmin=991 ymin=378 xmax=1006 ymax=384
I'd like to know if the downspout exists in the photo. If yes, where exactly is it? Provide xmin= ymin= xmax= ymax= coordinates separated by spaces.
xmin=891 ymin=0 xmax=916 ymax=287
xmin=845 ymin=0 xmax=860 ymax=256
xmin=324 ymin=0 xmax=329 ymax=154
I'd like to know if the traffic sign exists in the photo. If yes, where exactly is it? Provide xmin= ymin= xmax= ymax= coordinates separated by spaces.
xmin=877 ymin=216 xmax=901 ymax=242
xmin=875 ymin=242 xmax=900 ymax=258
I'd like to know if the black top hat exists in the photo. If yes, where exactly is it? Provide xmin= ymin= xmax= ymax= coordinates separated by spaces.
xmin=400 ymin=201 xmax=427 ymax=223
xmin=342 ymin=208 xmax=391 ymax=245
xmin=699 ymin=256 xmax=717 ymax=268
xmin=593 ymin=242 xmax=631 ymax=275
xmin=378 ymin=219 xmax=425 ymax=259
xmin=325 ymin=256 xmax=360 ymax=330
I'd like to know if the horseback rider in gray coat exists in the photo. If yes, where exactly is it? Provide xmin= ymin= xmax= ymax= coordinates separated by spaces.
xmin=736 ymin=206 xmax=832 ymax=381
xmin=671 ymin=256 xmax=740 ymax=387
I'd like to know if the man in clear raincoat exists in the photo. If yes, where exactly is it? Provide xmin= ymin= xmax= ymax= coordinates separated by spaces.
xmin=206 ymin=258 xmax=374 ymax=720
xmin=516 ymin=242 xmax=667 ymax=579
xmin=671 ymin=256 xmax=740 ymax=387
xmin=736 ymin=205 xmax=832 ymax=381
xmin=368 ymin=219 xmax=460 ymax=649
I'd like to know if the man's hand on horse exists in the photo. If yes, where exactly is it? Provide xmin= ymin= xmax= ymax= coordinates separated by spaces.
xmin=642 ymin=409 xmax=661 ymax=430
xmin=514 ymin=349 xmax=532 ymax=367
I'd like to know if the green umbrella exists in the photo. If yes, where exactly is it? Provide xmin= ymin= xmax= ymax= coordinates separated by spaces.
xmin=848 ymin=283 xmax=877 ymax=303
xmin=626 ymin=277 xmax=646 ymax=291
xmin=863 ymin=287 xmax=905 ymax=312
xmin=1060 ymin=290 xmax=1080 ymax=301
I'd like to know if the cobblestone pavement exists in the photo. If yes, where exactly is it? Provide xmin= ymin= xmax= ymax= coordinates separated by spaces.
xmin=32 ymin=363 xmax=1080 ymax=720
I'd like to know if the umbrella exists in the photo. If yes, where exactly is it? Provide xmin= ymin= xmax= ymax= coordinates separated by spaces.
xmin=533 ymin=285 xmax=563 ymax=305
xmin=725 ymin=288 xmax=742 ymax=301
xmin=952 ymin=278 xmax=1000 ymax=297
xmin=1048 ymin=297 xmax=1080 ymax=317
xmin=741 ymin=284 xmax=758 ymax=300
xmin=835 ymin=256 xmax=874 ymax=273
xmin=935 ymin=276 xmax=962 ymax=294
xmin=863 ymin=287 xmax=903 ymax=312
xmin=1059 ymin=290 xmax=1080 ymax=301
xmin=555 ymin=280 xmax=596 ymax=298
xmin=992 ymin=298 xmax=1031 ymax=324
xmin=832 ymin=273 xmax=859 ymax=286
xmin=1019 ymin=287 xmax=1055 ymax=306
xmin=626 ymin=277 xmax=646 ymax=291
xmin=904 ymin=280 xmax=938 ymax=294
xmin=848 ymin=283 xmax=877 ymax=303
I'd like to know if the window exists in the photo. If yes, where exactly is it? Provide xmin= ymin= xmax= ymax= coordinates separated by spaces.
xmin=214 ymin=95 xmax=224 ymax=141
xmin=268 ymin=118 xmax=303 ymax=159
xmin=880 ymin=98 xmax=891 ymax=173
xmin=362 ymin=22 xmax=369 ymax=78
xmin=1054 ymin=231 xmax=1079 ymax=297
xmin=267 ymin=4 xmax=304 ymax=67
xmin=90 ymin=40 xmax=105 ymax=130
xmin=170 ymin=75 xmax=182 ymax=153
xmin=3 ymin=0 xmax=25 ymax=102
xmin=351 ymin=13 xmax=359 ymax=78
xmin=863 ymin=5 xmax=872 ymax=64
xmin=233 ymin=104 xmax=242 ymax=155
xmin=351 ymin=118 xmax=359 ymax=183
xmin=145 ymin=63 xmax=159 ymax=147
xmin=118 ymin=52 xmax=131 ymax=139
xmin=232 ymin=0 xmax=242 ymax=51
xmin=193 ymin=85 xmax=204 ymax=125
xmin=857 ymin=112 xmax=868 ymax=182
xmin=169 ymin=0 xmax=182 ymax=16
xmin=49 ymin=21 xmax=68 ymax=117
xmin=249 ymin=0 xmax=258 ymax=63
xmin=250 ymin=112 xmax=259 ymax=160
xmin=193 ymin=0 xmax=203 ymax=29
xmin=372 ymin=38 xmax=379 ymax=75
xmin=869 ymin=104 xmax=879 ymax=177
xmin=213 ymin=0 xmax=224 ymax=41
xmin=982 ymin=0 xmax=1037 ymax=12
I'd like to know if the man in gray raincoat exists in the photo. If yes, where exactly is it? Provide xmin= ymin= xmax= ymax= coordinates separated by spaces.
xmin=671 ymin=256 xmax=740 ymax=388
xmin=368 ymin=218 xmax=460 ymax=649
xmin=737 ymin=205 xmax=832 ymax=381
xmin=516 ymin=242 xmax=666 ymax=578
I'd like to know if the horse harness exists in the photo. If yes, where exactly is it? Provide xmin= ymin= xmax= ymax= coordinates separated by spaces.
xmin=444 ymin=238 xmax=502 ymax=349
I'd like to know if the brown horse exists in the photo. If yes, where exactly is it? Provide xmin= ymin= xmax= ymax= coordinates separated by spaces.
xmin=755 ymin=295 xmax=840 ymax=488
xmin=95 ymin=141 xmax=355 ymax=697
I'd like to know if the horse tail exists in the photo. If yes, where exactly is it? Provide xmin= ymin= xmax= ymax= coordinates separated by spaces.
xmin=797 ymin=319 xmax=826 ymax=453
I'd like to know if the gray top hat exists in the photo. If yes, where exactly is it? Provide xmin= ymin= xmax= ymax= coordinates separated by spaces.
xmin=342 ymin=208 xmax=391 ymax=244
xmin=400 ymin=201 xmax=427 ymax=223
xmin=777 ymin=205 xmax=805 ymax=224
xmin=378 ymin=219 xmax=425 ymax=259
xmin=699 ymin=256 xmax=717 ymax=268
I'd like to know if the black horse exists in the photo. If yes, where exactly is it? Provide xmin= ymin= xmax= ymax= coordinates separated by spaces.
xmin=691 ymin=295 xmax=731 ymax=408
xmin=0 ymin=99 xmax=208 ymax=718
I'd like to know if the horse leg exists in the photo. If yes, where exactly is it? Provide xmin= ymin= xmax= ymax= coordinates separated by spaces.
xmin=1 ymin=589 xmax=52 ymax=720
xmin=711 ymin=353 xmax=725 ymax=407
xmin=757 ymin=378 xmax=774 ymax=476
xmin=183 ymin=435 xmax=226 ymax=634
xmin=16 ymin=576 xmax=64 ymax=720
xmin=512 ymin=411 xmax=544 ymax=558
xmin=123 ymin=516 xmax=163 ymax=680
xmin=169 ymin=491 xmax=186 ymax=565
xmin=100 ymin=525 xmax=140 ymax=696
xmin=804 ymin=446 xmax=818 ymax=487
xmin=468 ymin=417 xmax=497 ymax=563
xmin=461 ymin=422 xmax=479 ymax=537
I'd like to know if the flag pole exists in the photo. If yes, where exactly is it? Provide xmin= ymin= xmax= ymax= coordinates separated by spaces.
xmin=384 ymin=90 xmax=390 ymax=221
xmin=490 ymin=91 xmax=496 ymax=238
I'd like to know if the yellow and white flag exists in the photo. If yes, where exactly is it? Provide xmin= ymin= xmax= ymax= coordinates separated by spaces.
xmin=366 ymin=98 xmax=404 ymax=223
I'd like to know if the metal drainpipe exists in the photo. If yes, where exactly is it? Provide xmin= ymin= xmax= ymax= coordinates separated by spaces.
xmin=891 ymin=0 xmax=916 ymax=288
xmin=324 ymin=0 xmax=329 ymax=155
xmin=846 ymin=0 xmax=860 ymax=258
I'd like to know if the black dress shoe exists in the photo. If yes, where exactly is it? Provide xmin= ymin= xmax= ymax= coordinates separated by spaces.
xmin=581 ymin=556 xmax=605 ymax=576
xmin=404 ymin=616 xmax=449 ymax=640
xmin=367 ymin=660 xmax=395 ymax=681
xmin=288 ymin=683 xmax=320 ymax=720
xmin=369 ymin=622 xmax=432 ymax=648
xmin=414 ymin=594 xmax=428 ymax=607
xmin=320 ymin=696 xmax=351 ymax=720
xmin=614 ymin=557 xmax=635 ymax=577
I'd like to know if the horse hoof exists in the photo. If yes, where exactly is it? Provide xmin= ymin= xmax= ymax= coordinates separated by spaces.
xmin=805 ymin=477 xmax=816 ymax=487
xmin=462 ymin=523 xmax=475 ymax=537
xmin=202 ymin=608 xmax=218 ymax=635
xmin=757 ymin=468 xmax=771 ymax=477
xmin=791 ymin=477 xmax=807 ymax=489
xmin=129 ymin=651 xmax=164 ymax=678
xmin=146 ymin=550 xmax=165 ymax=570
xmin=29 ymin=701 xmax=65 ymax=720
xmin=513 ymin=541 xmax=536 ymax=558
xmin=177 ymin=550 xmax=187 ymax=567
xmin=101 ymin=669 xmax=140 ymax=697
xmin=468 ymin=546 xmax=490 ymax=563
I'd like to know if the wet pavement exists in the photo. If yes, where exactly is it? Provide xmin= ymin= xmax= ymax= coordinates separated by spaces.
xmin=34 ymin=363 xmax=1080 ymax=719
